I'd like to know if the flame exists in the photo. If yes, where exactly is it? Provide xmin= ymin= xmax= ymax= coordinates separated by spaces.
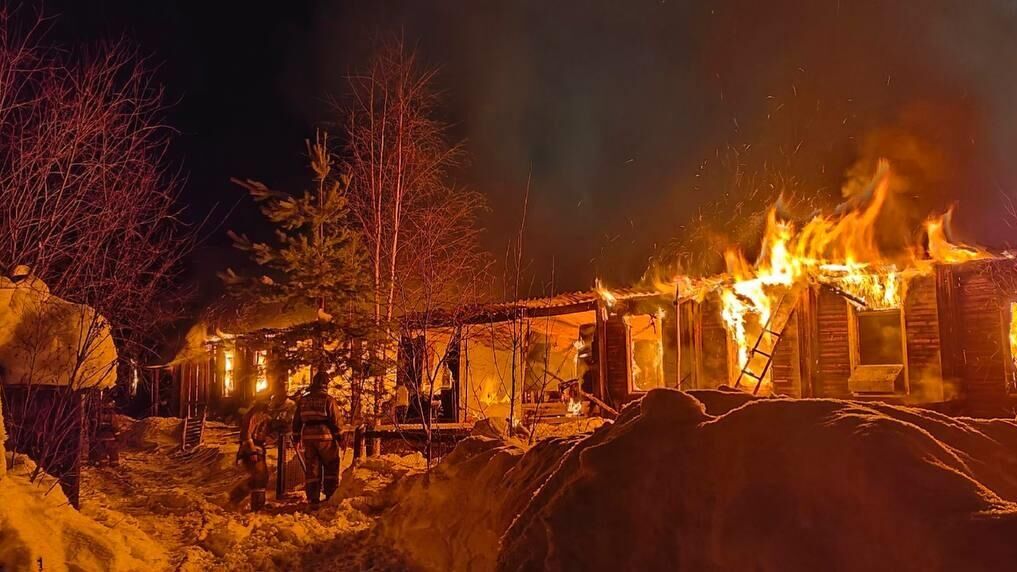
xmin=595 ymin=279 xmax=617 ymax=307
xmin=223 ymin=350 xmax=235 ymax=396
xmin=1011 ymin=303 xmax=1017 ymax=374
xmin=709 ymin=161 xmax=999 ymax=393
xmin=566 ymin=396 xmax=583 ymax=417
xmin=254 ymin=350 xmax=269 ymax=393
xmin=717 ymin=162 xmax=909 ymax=392
xmin=926 ymin=209 xmax=993 ymax=264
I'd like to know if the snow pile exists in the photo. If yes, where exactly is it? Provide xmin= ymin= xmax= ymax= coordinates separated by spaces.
xmin=0 ymin=456 xmax=165 ymax=571
xmin=117 ymin=415 xmax=183 ymax=452
xmin=0 ymin=274 xmax=118 ymax=389
xmin=382 ymin=389 xmax=1017 ymax=571
xmin=378 ymin=435 xmax=580 ymax=571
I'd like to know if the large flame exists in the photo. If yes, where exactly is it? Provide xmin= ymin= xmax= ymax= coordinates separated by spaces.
xmin=713 ymin=160 xmax=990 ymax=393
xmin=926 ymin=209 xmax=993 ymax=264
xmin=594 ymin=160 xmax=994 ymax=396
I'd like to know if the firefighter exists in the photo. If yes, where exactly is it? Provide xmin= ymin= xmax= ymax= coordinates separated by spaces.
xmin=90 ymin=396 xmax=120 ymax=466
xmin=292 ymin=371 xmax=343 ymax=506
xmin=234 ymin=381 xmax=293 ymax=511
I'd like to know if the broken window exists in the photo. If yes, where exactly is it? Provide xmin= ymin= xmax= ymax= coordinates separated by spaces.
xmin=848 ymin=307 xmax=905 ymax=394
xmin=855 ymin=310 xmax=904 ymax=365
xmin=254 ymin=350 xmax=269 ymax=393
xmin=629 ymin=314 xmax=665 ymax=392
xmin=222 ymin=349 xmax=235 ymax=396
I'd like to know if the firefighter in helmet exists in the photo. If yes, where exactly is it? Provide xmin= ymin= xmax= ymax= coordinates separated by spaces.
xmin=292 ymin=370 xmax=343 ymax=506
xmin=233 ymin=381 xmax=294 ymax=511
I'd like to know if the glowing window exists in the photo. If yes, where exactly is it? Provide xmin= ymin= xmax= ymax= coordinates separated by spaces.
xmin=223 ymin=350 xmax=235 ymax=396
xmin=629 ymin=314 xmax=665 ymax=392
xmin=1009 ymin=303 xmax=1017 ymax=392
xmin=855 ymin=310 xmax=904 ymax=365
xmin=255 ymin=350 xmax=269 ymax=393
xmin=848 ymin=306 xmax=905 ymax=395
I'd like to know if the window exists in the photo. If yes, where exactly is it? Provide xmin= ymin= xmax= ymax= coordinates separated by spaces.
xmin=222 ymin=350 xmax=235 ymax=396
xmin=629 ymin=314 xmax=665 ymax=392
xmin=856 ymin=310 xmax=904 ymax=365
xmin=254 ymin=350 xmax=269 ymax=393
xmin=1009 ymin=302 xmax=1017 ymax=393
xmin=848 ymin=306 xmax=906 ymax=394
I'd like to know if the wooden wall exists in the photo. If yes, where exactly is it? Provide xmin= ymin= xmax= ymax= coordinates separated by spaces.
xmin=903 ymin=275 xmax=943 ymax=401
xmin=948 ymin=261 xmax=1013 ymax=417
xmin=814 ymin=287 xmax=852 ymax=398
xmin=604 ymin=314 xmax=632 ymax=408
xmin=771 ymin=310 xmax=802 ymax=397
xmin=699 ymin=296 xmax=729 ymax=388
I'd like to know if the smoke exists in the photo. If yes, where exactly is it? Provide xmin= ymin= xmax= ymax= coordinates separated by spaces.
xmin=301 ymin=0 xmax=1017 ymax=291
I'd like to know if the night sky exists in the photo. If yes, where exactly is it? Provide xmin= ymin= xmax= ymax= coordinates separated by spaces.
xmin=39 ymin=0 xmax=1017 ymax=298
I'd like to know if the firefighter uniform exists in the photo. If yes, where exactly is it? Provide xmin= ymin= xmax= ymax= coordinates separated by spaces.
xmin=236 ymin=402 xmax=272 ymax=511
xmin=292 ymin=382 xmax=343 ymax=505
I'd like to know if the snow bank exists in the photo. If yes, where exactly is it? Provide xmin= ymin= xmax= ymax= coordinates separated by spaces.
xmin=117 ymin=415 xmax=183 ymax=452
xmin=0 ymin=456 xmax=165 ymax=571
xmin=382 ymin=389 xmax=1017 ymax=571
xmin=0 ymin=274 xmax=118 ymax=389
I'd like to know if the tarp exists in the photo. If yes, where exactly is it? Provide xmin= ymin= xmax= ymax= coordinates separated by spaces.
xmin=0 ymin=275 xmax=117 ymax=390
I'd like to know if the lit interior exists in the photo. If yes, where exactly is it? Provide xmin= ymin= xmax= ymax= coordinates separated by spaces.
xmin=254 ymin=350 xmax=268 ymax=393
xmin=223 ymin=350 xmax=235 ymax=396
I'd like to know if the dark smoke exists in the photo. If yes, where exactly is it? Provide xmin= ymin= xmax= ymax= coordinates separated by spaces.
xmin=302 ymin=0 xmax=1017 ymax=292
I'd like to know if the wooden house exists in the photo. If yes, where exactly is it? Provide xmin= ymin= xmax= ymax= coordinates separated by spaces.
xmin=398 ymin=288 xmax=682 ymax=423
xmin=677 ymin=258 xmax=1017 ymax=418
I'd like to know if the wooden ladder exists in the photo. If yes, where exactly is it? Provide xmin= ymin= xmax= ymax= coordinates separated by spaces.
xmin=181 ymin=406 xmax=206 ymax=452
xmin=733 ymin=286 xmax=802 ymax=395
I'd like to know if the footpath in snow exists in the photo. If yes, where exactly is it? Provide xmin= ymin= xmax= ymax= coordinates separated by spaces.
xmin=77 ymin=416 xmax=425 ymax=571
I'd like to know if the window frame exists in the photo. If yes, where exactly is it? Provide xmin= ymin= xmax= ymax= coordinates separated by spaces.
xmin=847 ymin=302 xmax=909 ymax=395
xmin=627 ymin=313 xmax=667 ymax=394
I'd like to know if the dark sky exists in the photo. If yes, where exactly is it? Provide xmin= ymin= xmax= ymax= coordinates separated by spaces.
xmin=39 ymin=0 xmax=1017 ymax=297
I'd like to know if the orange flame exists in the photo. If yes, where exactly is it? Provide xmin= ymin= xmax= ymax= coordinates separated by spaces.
xmin=926 ymin=209 xmax=993 ymax=264
xmin=718 ymin=161 xmax=912 ymax=392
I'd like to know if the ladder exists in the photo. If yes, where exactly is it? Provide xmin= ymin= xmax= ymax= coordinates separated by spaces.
xmin=733 ymin=285 xmax=802 ymax=395
xmin=181 ymin=405 xmax=206 ymax=452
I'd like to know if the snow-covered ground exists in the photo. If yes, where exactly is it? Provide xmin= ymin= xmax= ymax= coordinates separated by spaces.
xmin=382 ymin=389 xmax=1017 ymax=571
xmin=77 ymin=416 xmax=426 ymax=571
xmin=8 ymin=389 xmax=1017 ymax=571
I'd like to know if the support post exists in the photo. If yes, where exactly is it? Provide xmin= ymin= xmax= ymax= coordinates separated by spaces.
xmin=275 ymin=432 xmax=287 ymax=499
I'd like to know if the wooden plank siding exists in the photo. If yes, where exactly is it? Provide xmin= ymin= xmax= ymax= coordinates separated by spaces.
xmin=952 ymin=262 xmax=1012 ymax=417
xmin=603 ymin=314 xmax=633 ymax=408
xmin=814 ymin=287 xmax=852 ymax=398
xmin=903 ymin=275 xmax=944 ymax=401
xmin=699 ymin=296 xmax=730 ymax=388
xmin=771 ymin=310 xmax=802 ymax=397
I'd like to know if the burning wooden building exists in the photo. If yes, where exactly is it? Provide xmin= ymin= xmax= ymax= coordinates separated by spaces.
xmin=672 ymin=257 xmax=1017 ymax=417
xmin=417 ymin=164 xmax=1017 ymax=422
xmin=153 ymin=302 xmax=321 ymax=434
xmin=640 ymin=163 xmax=1017 ymax=418
xmin=397 ymin=288 xmax=680 ymax=426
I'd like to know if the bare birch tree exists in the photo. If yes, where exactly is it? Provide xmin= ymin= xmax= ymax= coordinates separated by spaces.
xmin=340 ymin=40 xmax=488 ymax=435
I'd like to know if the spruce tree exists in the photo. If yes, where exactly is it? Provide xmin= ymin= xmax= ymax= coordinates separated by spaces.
xmin=222 ymin=132 xmax=367 ymax=380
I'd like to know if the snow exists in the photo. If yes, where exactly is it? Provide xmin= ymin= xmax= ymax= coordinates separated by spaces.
xmin=78 ymin=416 xmax=425 ymax=571
xmin=382 ymin=389 xmax=1017 ymax=571
xmin=8 ymin=388 xmax=1017 ymax=571
xmin=0 ymin=454 xmax=165 ymax=571
xmin=0 ymin=274 xmax=117 ymax=389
